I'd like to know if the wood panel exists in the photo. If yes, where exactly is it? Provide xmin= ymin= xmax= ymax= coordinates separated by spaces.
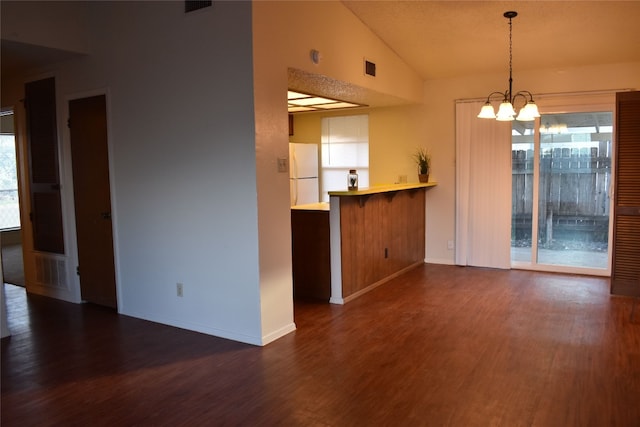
xmin=612 ymin=91 xmax=640 ymax=296
xmin=339 ymin=189 xmax=426 ymax=298
xmin=291 ymin=209 xmax=331 ymax=300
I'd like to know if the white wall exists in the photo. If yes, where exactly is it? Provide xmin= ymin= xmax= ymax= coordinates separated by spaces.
xmin=420 ymin=61 xmax=640 ymax=265
xmin=92 ymin=1 xmax=264 ymax=343
xmin=3 ymin=1 xmax=268 ymax=345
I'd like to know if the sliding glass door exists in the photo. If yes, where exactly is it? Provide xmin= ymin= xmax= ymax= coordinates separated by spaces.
xmin=511 ymin=112 xmax=613 ymax=274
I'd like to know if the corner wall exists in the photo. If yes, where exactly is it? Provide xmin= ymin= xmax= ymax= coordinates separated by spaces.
xmin=3 ymin=1 xmax=266 ymax=344
xmin=252 ymin=1 xmax=423 ymax=343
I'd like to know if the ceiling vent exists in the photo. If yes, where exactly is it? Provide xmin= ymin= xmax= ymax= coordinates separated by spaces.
xmin=185 ymin=1 xmax=212 ymax=13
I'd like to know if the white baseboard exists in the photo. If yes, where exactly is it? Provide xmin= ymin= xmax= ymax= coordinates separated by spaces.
xmin=425 ymin=257 xmax=455 ymax=265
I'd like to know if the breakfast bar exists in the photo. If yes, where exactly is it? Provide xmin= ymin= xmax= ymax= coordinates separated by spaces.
xmin=292 ymin=182 xmax=436 ymax=304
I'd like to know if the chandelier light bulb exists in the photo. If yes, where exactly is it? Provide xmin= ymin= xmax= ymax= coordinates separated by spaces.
xmin=496 ymin=101 xmax=516 ymax=121
xmin=515 ymin=102 xmax=540 ymax=121
xmin=477 ymin=102 xmax=497 ymax=119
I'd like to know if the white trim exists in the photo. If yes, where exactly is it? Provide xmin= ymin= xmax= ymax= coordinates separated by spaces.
xmin=329 ymin=196 xmax=343 ymax=304
xmin=511 ymin=94 xmax=615 ymax=276
xmin=511 ymin=262 xmax=610 ymax=277
xmin=425 ymin=257 xmax=455 ymax=265
xmin=61 ymin=88 xmax=121 ymax=307
xmin=261 ymin=322 xmax=296 ymax=346
xmin=456 ymin=88 xmax=635 ymax=104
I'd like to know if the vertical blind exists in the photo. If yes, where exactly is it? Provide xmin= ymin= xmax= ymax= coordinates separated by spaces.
xmin=455 ymin=100 xmax=512 ymax=269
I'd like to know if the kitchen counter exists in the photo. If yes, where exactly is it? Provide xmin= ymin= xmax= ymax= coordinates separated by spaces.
xmin=328 ymin=182 xmax=437 ymax=197
xmin=290 ymin=202 xmax=330 ymax=211
xmin=291 ymin=182 xmax=436 ymax=304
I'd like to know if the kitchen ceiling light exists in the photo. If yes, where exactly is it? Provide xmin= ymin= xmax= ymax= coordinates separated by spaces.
xmin=478 ymin=11 xmax=540 ymax=122
xmin=287 ymin=90 xmax=365 ymax=113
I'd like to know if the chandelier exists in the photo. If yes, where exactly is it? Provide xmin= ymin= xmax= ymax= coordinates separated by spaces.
xmin=477 ymin=11 xmax=540 ymax=122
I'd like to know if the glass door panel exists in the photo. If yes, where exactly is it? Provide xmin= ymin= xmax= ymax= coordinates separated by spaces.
xmin=511 ymin=121 xmax=535 ymax=263
xmin=511 ymin=112 xmax=612 ymax=273
xmin=537 ymin=112 xmax=612 ymax=269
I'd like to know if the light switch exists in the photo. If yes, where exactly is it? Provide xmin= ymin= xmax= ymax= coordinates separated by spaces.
xmin=277 ymin=157 xmax=288 ymax=173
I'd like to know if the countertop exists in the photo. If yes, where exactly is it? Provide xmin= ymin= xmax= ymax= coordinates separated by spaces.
xmin=291 ymin=202 xmax=330 ymax=211
xmin=328 ymin=182 xmax=437 ymax=197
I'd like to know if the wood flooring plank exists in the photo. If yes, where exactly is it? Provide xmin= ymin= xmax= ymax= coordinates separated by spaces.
xmin=2 ymin=265 xmax=639 ymax=426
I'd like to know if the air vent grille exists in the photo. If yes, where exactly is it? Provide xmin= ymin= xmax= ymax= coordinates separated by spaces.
xmin=185 ymin=0 xmax=212 ymax=13
xmin=365 ymin=60 xmax=376 ymax=77
xmin=35 ymin=253 xmax=67 ymax=289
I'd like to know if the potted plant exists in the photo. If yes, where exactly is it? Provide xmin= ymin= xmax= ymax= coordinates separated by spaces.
xmin=413 ymin=147 xmax=431 ymax=183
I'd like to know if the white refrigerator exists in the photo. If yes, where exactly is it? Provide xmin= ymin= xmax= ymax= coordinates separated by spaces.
xmin=289 ymin=143 xmax=319 ymax=206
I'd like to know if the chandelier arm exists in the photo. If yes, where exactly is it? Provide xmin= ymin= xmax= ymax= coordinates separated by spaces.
xmin=514 ymin=90 xmax=536 ymax=102
xmin=511 ymin=92 xmax=529 ymax=109
xmin=484 ymin=91 xmax=510 ymax=103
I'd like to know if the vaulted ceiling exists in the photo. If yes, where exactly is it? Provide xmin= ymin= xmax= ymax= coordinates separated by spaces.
xmin=343 ymin=1 xmax=640 ymax=80
xmin=3 ymin=1 xmax=639 ymax=106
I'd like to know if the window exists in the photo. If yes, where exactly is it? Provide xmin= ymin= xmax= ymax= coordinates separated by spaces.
xmin=320 ymin=115 xmax=369 ymax=201
xmin=0 ymin=110 xmax=20 ymax=230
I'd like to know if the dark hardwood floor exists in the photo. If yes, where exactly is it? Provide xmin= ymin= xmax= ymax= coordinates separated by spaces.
xmin=2 ymin=264 xmax=639 ymax=426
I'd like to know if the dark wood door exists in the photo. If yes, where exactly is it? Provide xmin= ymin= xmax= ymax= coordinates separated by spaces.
xmin=24 ymin=77 xmax=65 ymax=254
xmin=611 ymin=91 xmax=640 ymax=297
xmin=69 ymin=95 xmax=117 ymax=308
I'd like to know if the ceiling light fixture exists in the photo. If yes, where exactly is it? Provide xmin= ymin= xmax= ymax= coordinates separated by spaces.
xmin=478 ymin=11 xmax=540 ymax=122
xmin=287 ymin=90 xmax=365 ymax=113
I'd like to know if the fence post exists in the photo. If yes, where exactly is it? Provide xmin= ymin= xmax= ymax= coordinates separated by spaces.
xmin=546 ymin=202 xmax=553 ymax=246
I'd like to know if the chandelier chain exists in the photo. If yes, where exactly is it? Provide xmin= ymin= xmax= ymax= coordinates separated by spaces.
xmin=508 ymin=15 xmax=513 ymax=100
xmin=477 ymin=10 xmax=539 ymax=121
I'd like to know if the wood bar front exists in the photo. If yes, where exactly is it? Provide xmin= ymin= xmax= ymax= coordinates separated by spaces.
xmin=331 ymin=183 xmax=434 ymax=303
xmin=291 ymin=183 xmax=435 ymax=303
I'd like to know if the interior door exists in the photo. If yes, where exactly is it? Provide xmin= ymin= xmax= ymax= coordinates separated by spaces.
xmin=69 ymin=95 xmax=117 ymax=308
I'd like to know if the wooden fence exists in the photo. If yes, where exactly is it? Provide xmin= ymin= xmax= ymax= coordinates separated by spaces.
xmin=512 ymin=142 xmax=611 ymax=243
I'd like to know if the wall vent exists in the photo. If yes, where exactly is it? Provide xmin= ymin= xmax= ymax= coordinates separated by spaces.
xmin=35 ymin=253 xmax=67 ymax=289
xmin=185 ymin=0 xmax=212 ymax=13
xmin=364 ymin=59 xmax=376 ymax=77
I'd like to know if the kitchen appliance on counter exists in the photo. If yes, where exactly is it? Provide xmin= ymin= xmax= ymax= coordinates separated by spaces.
xmin=289 ymin=143 xmax=319 ymax=206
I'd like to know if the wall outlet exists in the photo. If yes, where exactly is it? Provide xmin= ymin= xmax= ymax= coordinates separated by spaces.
xmin=447 ymin=240 xmax=454 ymax=250
xmin=176 ymin=282 xmax=184 ymax=297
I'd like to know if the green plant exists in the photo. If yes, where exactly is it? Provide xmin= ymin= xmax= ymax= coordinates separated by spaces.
xmin=413 ymin=147 xmax=431 ymax=174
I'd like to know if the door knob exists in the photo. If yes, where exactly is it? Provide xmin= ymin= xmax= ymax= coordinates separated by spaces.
xmin=101 ymin=212 xmax=111 ymax=220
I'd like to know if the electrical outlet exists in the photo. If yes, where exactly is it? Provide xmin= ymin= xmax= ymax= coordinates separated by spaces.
xmin=447 ymin=240 xmax=454 ymax=250
xmin=176 ymin=282 xmax=184 ymax=297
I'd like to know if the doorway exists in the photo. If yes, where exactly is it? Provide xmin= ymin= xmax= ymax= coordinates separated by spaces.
xmin=69 ymin=95 xmax=117 ymax=308
xmin=511 ymin=111 xmax=613 ymax=274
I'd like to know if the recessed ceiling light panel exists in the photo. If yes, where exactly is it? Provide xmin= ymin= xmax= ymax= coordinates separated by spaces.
xmin=287 ymin=90 xmax=366 ymax=113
